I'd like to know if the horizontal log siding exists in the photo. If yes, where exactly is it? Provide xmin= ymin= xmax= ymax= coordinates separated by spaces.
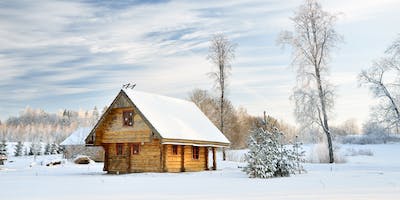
xmin=100 ymin=107 xmax=152 ymax=144
xmin=106 ymin=139 xmax=162 ymax=173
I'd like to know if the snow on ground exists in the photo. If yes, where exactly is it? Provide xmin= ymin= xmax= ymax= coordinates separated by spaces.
xmin=1 ymin=144 xmax=400 ymax=200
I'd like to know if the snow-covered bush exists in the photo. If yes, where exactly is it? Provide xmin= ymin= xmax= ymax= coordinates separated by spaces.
xmin=307 ymin=143 xmax=346 ymax=163
xmin=344 ymin=148 xmax=374 ymax=156
xmin=74 ymin=155 xmax=93 ymax=164
xmin=243 ymin=127 xmax=305 ymax=178
xmin=339 ymin=134 xmax=400 ymax=144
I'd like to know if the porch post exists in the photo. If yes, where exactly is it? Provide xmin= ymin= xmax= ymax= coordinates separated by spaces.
xmin=181 ymin=145 xmax=185 ymax=172
xmin=212 ymin=147 xmax=217 ymax=170
xmin=205 ymin=147 xmax=209 ymax=170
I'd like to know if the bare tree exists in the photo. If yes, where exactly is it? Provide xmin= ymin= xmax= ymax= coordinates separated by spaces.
xmin=278 ymin=0 xmax=342 ymax=163
xmin=208 ymin=34 xmax=236 ymax=160
xmin=360 ymin=36 xmax=400 ymax=132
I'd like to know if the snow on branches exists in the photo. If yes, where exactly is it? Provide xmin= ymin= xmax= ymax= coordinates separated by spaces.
xmin=243 ymin=127 xmax=305 ymax=178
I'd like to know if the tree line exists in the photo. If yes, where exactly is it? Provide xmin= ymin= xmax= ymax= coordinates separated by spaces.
xmin=0 ymin=106 xmax=103 ymax=144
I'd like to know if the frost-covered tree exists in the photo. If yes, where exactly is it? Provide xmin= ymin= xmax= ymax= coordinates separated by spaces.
xmin=14 ymin=141 xmax=24 ymax=157
xmin=23 ymin=147 xmax=28 ymax=156
xmin=359 ymin=35 xmax=400 ymax=133
xmin=244 ymin=128 xmax=279 ymax=178
xmin=29 ymin=142 xmax=40 ymax=156
xmin=0 ymin=139 xmax=7 ymax=157
xmin=292 ymin=136 xmax=306 ymax=174
xmin=50 ymin=143 xmax=59 ymax=154
xmin=244 ymin=127 xmax=305 ymax=178
xmin=208 ymin=33 xmax=236 ymax=160
xmin=44 ymin=143 xmax=51 ymax=155
xmin=278 ymin=0 xmax=342 ymax=163
xmin=91 ymin=106 xmax=100 ymax=126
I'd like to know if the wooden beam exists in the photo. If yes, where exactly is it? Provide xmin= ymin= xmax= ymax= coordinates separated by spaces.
xmin=205 ymin=147 xmax=209 ymax=170
xmin=160 ymin=144 xmax=164 ymax=172
xmin=163 ymin=144 xmax=167 ymax=172
xmin=128 ymin=143 xmax=131 ymax=173
xmin=181 ymin=145 xmax=185 ymax=172
xmin=103 ymin=144 xmax=109 ymax=172
xmin=212 ymin=147 xmax=216 ymax=170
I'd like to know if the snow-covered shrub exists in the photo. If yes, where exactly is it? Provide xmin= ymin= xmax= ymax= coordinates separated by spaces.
xmin=307 ymin=143 xmax=346 ymax=163
xmin=243 ymin=127 xmax=305 ymax=178
xmin=74 ymin=155 xmax=93 ymax=164
xmin=340 ymin=134 xmax=400 ymax=144
xmin=344 ymin=148 xmax=374 ymax=156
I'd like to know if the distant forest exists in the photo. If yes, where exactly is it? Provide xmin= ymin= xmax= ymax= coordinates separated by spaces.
xmin=0 ymin=106 xmax=104 ymax=144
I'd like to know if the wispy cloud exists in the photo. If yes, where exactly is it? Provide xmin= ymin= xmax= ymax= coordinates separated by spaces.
xmin=0 ymin=0 xmax=399 ymax=125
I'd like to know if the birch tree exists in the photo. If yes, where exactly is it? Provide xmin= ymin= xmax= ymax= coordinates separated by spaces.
xmin=278 ymin=0 xmax=342 ymax=163
xmin=359 ymin=36 xmax=400 ymax=132
xmin=208 ymin=34 xmax=236 ymax=160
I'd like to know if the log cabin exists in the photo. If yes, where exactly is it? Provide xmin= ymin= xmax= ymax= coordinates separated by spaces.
xmin=85 ymin=89 xmax=230 ymax=174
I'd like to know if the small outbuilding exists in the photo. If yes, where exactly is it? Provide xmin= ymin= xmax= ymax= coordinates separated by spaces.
xmin=85 ymin=89 xmax=230 ymax=173
xmin=61 ymin=127 xmax=104 ymax=162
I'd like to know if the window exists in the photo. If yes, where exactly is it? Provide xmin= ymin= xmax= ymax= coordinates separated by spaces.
xmin=172 ymin=145 xmax=178 ymax=155
xmin=116 ymin=143 xmax=123 ymax=155
xmin=192 ymin=146 xmax=199 ymax=159
xmin=131 ymin=143 xmax=140 ymax=155
xmin=123 ymin=110 xmax=134 ymax=126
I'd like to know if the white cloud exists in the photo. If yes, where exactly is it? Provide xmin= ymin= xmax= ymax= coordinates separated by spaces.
xmin=0 ymin=0 xmax=398 ymax=127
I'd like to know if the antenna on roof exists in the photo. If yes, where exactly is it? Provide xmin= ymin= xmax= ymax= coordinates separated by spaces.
xmin=122 ymin=83 xmax=136 ymax=90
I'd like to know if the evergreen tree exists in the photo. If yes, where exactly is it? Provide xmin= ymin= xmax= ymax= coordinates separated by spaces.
xmin=50 ymin=143 xmax=59 ymax=154
xmin=292 ymin=136 xmax=306 ymax=174
xmin=243 ymin=128 xmax=279 ymax=178
xmin=244 ymin=127 xmax=305 ymax=178
xmin=92 ymin=106 xmax=99 ymax=121
xmin=44 ymin=143 xmax=51 ymax=155
xmin=24 ymin=147 xmax=28 ymax=156
xmin=0 ymin=139 xmax=7 ymax=157
xmin=14 ymin=141 xmax=24 ymax=156
xmin=29 ymin=142 xmax=39 ymax=156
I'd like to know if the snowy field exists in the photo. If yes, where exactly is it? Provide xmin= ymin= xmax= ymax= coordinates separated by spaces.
xmin=1 ymin=144 xmax=400 ymax=200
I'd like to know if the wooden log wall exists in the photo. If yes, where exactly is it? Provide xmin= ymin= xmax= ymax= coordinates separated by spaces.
xmin=164 ymin=145 xmax=207 ymax=172
xmin=105 ymin=139 xmax=162 ymax=173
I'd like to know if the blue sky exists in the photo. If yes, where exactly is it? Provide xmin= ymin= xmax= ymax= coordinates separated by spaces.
xmin=1 ymin=0 xmax=400 ymax=127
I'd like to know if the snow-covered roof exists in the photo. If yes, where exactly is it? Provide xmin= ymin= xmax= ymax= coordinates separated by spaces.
xmin=122 ymin=89 xmax=230 ymax=145
xmin=61 ymin=127 xmax=92 ymax=145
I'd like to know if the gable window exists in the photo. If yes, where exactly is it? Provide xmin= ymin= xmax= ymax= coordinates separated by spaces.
xmin=123 ymin=110 xmax=134 ymax=126
xmin=116 ymin=143 xmax=123 ymax=155
xmin=131 ymin=143 xmax=140 ymax=155
xmin=172 ymin=145 xmax=178 ymax=155
xmin=192 ymin=146 xmax=199 ymax=160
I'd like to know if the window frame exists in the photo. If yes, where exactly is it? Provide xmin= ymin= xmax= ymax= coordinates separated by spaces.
xmin=116 ymin=143 xmax=124 ymax=156
xmin=192 ymin=146 xmax=199 ymax=160
xmin=122 ymin=110 xmax=134 ymax=127
xmin=131 ymin=143 xmax=140 ymax=155
xmin=172 ymin=145 xmax=178 ymax=155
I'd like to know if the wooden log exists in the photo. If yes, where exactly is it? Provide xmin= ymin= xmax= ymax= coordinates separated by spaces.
xmin=181 ymin=145 xmax=185 ymax=172
xmin=205 ymin=147 xmax=209 ymax=170
xmin=212 ymin=147 xmax=216 ymax=170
